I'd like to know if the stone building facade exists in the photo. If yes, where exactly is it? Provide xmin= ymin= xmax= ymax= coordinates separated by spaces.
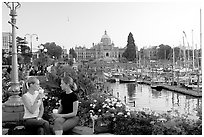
xmin=75 ymin=31 xmax=125 ymax=61
xmin=2 ymin=32 xmax=12 ymax=53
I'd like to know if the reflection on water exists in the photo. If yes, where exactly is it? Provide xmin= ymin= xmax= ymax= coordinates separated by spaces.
xmin=107 ymin=83 xmax=202 ymax=116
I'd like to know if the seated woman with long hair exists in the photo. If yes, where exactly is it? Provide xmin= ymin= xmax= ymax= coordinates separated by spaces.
xmin=52 ymin=76 xmax=79 ymax=135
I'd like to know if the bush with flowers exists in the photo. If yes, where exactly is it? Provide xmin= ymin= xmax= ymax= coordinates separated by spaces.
xmin=77 ymin=92 xmax=127 ymax=133
xmin=42 ymin=90 xmax=61 ymax=124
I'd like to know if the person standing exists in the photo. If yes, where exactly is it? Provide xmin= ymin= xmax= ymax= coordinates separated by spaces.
xmin=52 ymin=76 xmax=79 ymax=135
xmin=21 ymin=77 xmax=51 ymax=135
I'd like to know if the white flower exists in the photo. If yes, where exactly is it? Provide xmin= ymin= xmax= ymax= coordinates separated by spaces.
xmin=105 ymin=98 xmax=111 ymax=102
xmin=127 ymin=112 xmax=130 ymax=116
xmin=150 ymin=121 xmax=155 ymax=124
xmin=117 ymin=112 xmax=123 ymax=115
xmin=102 ymin=104 xmax=107 ymax=108
xmin=94 ymin=100 xmax=97 ymax=103
xmin=154 ymin=113 xmax=159 ymax=117
xmin=90 ymin=114 xmax=98 ymax=120
xmin=116 ymin=102 xmax=122 ymax=107
xmin=90 ymin=110 xmax=94 ymax=112
xmin=157 ymin=118 xmax=167 ymax=122
xmin=92 ymin=104 xmax=96 ymax=108
xmin=112 ymin=98 xmax=117 ymax=102
xmin=124 ymin=115 xmax=127 ymax=117
xmin=98 ymin=109 xmax=101 ymax=112
xmin=90 ymin=104 xmax=93 ymax=107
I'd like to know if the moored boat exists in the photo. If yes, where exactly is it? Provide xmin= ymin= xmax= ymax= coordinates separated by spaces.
xmin=119 ymin=76 xmax=136 ymax=83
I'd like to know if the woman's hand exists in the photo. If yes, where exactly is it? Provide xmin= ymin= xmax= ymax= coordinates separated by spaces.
xmin=37 ymin=117 xmax=42 ymax=120
xmin=51 ymin=113 xmax=62 ymax=119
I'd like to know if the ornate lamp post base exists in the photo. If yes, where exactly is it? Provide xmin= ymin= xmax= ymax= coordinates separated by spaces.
xmin=2 ymin=83 xmax=24 ymax=122
xmin=2 ymin=104 xmax=24 ymax=122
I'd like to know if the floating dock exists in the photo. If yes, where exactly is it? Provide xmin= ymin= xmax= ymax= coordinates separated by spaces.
xmin=151 ymin=83 xmax=202 ymax=97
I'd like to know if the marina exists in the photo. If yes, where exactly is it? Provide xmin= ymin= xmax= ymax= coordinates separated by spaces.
xmin=107 ymin=82 xmax=202 ymax=116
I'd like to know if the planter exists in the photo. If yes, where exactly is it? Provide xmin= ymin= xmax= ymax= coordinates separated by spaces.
xmin=93 ymin=116 xmax=112 ymax=134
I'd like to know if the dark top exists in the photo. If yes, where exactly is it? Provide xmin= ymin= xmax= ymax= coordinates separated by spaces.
xmin=60 ymin=91 xmax=78 ymax=114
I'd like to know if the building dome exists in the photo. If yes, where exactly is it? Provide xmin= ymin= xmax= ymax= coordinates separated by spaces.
xmin=100 ymin=30 xmax=111 ymax=45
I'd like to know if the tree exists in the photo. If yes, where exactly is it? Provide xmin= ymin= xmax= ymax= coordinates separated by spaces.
xmin=122 ymin=32 xmax=137 ymax=61
xmin=17 ymin=36 xmax=32 ymax=64
xmin=69 ymin=48 xmax=77 ymax=59
xmin=157 ymin=44 xmax=172 ymax=60
xmin=173 ymin=47 xmax=182 ymax=62
xmin=44 ymin=42 xmax=63 ymax=59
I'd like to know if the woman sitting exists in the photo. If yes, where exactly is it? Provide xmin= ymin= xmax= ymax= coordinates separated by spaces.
xmin=52 ymin=76 xmax=79 ymax=135
xmin=21 ymin=77 xmax=51 ymax=135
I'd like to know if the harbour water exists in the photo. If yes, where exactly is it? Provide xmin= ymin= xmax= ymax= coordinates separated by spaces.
xmin=107 ymin=82 xmax=202 ymax=116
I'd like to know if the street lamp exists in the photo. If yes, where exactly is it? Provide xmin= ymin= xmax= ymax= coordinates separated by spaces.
xmin=2 ymin=2 xmax=24 ymax=122
xmin=24 ymin=33 xmax=38 ymax=62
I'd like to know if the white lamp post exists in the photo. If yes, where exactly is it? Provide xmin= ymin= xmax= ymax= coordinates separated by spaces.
xmin=2 ymin=2 xmax=24 ymax=122
xmin=24 ymin=33 xmax=38 ymax=63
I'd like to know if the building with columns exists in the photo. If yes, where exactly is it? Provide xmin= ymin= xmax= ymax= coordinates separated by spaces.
xmin=2 ymin=32 xmax=12 ymax=54
xmin=75 ymin=31 xmax=125 ymax=61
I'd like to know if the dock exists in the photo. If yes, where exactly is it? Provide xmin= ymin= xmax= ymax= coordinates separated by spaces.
xmin=151 ymin=83 xmax=202 ymax=97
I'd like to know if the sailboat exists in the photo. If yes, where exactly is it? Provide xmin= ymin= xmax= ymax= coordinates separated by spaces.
xmin=183 ymin=9 xmax=202 ymax=92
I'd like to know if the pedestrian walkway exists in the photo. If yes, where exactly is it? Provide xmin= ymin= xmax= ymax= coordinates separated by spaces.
xmin=2 ymin=126 xmax=113 ymax=135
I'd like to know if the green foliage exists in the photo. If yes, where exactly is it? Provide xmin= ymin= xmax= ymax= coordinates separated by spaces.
xmin=69 ymin=48 xmax=77 ymax=59
xmin=42 ymin=91 xmax=61 ymax=124
xmin=119 ymin=57 xmax=128 ymax=63
xmin=122 ymin=32 xmax=137 ymax=61
xmin=2 ymin=69 xmax=25 ymax=103
xmin=17 ymin=36 xmax=32 ymax=64
xmin=44 ymin=42 xmax=63 ymax=59
xmin=157 ymin=44 xmax=172 ymax=60
xmin=33 ymin=53 xmax=52 ymax=67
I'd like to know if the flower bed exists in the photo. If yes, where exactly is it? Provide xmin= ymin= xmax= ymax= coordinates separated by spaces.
xmin=42 ymin=89 xmax=202 ymax=135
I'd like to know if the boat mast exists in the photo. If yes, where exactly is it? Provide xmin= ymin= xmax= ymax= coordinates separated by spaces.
xmin=200 ymin=9 xmax=202 ymax=74
xmin=182 ymin=36 xmax=187 ymax=86
xmin=192 ymin=29 xmax=194 ymax=72
xmin=182 ymin=36 xmax=186 ymax=72
xmin=197 ymin=9 xmax=202 ymax=91
xmin=172 ymin=46 xmax=175 ymax=85
xmin=183 ymin=31 xmax=190 ymax=85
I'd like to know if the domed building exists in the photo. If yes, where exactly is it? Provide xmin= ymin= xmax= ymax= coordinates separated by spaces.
xmin=75 ymin=31 xmax=125 ymax=61
xmin=93 ymin=30 xmax=119 ymax=60
xmin=100 ymin=30 xmax=111 ymax=45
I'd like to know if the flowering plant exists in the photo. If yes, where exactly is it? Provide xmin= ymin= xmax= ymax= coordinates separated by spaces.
xmin=88 ymin=93 xmax=126 ymax=118
xmin=42 ymin=92 xmax=61 ymax=124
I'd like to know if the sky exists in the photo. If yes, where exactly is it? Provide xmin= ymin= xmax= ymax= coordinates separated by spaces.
xmin=1 ymin=0 xmax=204 ymax=52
